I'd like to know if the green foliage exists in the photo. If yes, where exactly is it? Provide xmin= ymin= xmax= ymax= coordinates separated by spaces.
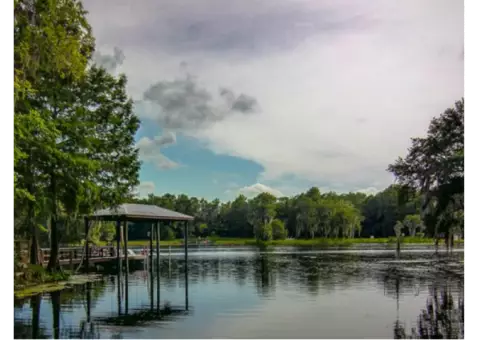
xmin=162 ymin=226 xmax=176 ymax=241
xmin=394 ymin=221 xmax=403 ymax=238
xmin=402 ymin=214 xmax=424 ymax=236
xmin=90 ymin=222 xmax=116 ymax=245
xmin=388 ymin=99 xmax=464 ymax=237
xmin=14 ymin=0 xmax=140 ymax=271
xmin=15 ymin=264 xmax=70 ymax=288
xmin=248 ymin=193 xmax=278 ymax=228
xmin=254 ymin=223 xmax=273 ymax=242
xmin=271 ymin=219 xmax=287 ymax=240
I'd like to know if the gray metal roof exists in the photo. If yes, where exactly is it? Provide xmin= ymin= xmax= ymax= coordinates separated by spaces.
xmin=89 ymin=203 xmax=194 ymax=221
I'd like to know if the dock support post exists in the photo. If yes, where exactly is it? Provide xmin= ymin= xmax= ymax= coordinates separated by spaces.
xmin=115 ymin=219 xmax=122 ymax=315
xmin=86 ymin=281 xmax=92 ymax=323
xmin=123 ymin=220 xmax=129 ymax=314
xmin=184 ymin=221 xmax=189 ymax=310
xmin=149 ymin=223 xmax=154 ymax=269
xmin=123 ymin=220 xmax=129 ymax=273
xmin=150 ymin=222 xmax=154 ymax=311
xmin=84 ymin=217 xmax=89 ymax=273
xmin=156 ymin=221 xmax=160 ymax=311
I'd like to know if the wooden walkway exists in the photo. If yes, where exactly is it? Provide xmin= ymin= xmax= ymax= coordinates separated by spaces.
xmin=40 ymin=246 xmax=146 ymax=267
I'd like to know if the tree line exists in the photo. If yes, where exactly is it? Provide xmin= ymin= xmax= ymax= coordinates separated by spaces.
xmin=129 ymin=185 xmax=422 ymax=241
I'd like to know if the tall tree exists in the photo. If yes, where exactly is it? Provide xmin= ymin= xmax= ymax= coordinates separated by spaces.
xmin=388 ymin=99 xmax=464 ymax=241
xmin=14 ymin=0 xmax=94 ymax=265
xmin=248 ymin=193 xmax=277 ymax=240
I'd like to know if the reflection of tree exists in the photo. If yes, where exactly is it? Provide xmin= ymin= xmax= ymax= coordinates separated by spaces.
xmin=14 ymin=320 xmax=48 ymax=339
xmin=296 ymin=256 xmax=320 ymax=295
xmin=253 ymin=253 xmax=275 ymax=297
xmin=393 ymin=284 xmax=464 ymax=339
xmin=14 ymin=296 xmax=47 ymax=339
xmin=233 ymin=258 xmax=248 ymax=286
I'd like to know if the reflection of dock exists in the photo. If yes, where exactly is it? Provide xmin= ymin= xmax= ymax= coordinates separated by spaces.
xmin=20 ymin=269 xmax=190 ymax=339
xmin=96 ymin=304 xmax=190 ymax=326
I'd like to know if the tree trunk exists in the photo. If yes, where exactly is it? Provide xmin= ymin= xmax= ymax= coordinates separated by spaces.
xmin=28 ymin=198 xmax=40 ymax=265
xmin=409 ymin=226 xmax=416 ymax=237
xmin=47 ymin=174 xmax=59 ymax=271
xmin=444 ymin=231 xmax=450 ymax=252
xmin=26 ymin=159 xmax=40 ymax=265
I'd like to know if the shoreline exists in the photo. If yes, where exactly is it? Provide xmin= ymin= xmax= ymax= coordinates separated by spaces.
xmin=84 ymin=237 xmax=464 ymax=248
xmin=14 ymin=274 xmax=103 ymax=300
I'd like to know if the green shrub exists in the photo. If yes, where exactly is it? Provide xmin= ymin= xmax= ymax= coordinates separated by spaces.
xmin=255 ymin=223 xmax=273 ymax=241
xmin=271 ymin=219 xmax=287 ymax=240
xmin=162 ymin=226 xmax=176 ymax=241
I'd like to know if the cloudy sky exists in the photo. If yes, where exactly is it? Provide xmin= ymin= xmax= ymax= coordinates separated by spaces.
xmin=83 ymin=0 xmax=464 ymax=200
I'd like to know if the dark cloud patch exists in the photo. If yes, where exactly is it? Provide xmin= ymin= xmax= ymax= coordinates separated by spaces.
xmin=92 ymin=47 xmax=125 ymax=73
xmin=232 ymin=94 xmax=257 ymax=113
xmin=220 ymin=88 xmax=258 ymax=113
xmin=140 ymin=75 xmax=259 ymax=130
xmin=154 ymin=131 xmax=177 ymax=147
xmin=83 ymin=0 xmax=372 ymax=56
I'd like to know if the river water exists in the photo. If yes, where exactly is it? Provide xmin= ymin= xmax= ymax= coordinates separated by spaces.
xmin=14 ymin=245 xmax=464 ymax=339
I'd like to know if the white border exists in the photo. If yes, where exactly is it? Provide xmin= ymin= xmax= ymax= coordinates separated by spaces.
xmin=467 ymin=0 xmax=480 ymax=339
xmin=0 ymin=1 xmax=11 ymax=339
xmin=0 ymin=0 xmax=480 ymax=339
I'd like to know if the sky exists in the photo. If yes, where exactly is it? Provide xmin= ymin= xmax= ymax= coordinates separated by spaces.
xmin=82 ymin=0 xmax=464 ymax=201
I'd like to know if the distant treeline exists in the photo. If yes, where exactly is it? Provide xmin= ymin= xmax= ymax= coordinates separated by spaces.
xmin=128 ymin=185 xmax=422 ymax=241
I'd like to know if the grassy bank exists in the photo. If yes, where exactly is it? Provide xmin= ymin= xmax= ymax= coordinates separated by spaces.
xmin=14 ymin=265 xmax=72 ymax=298
xmin=209 ymin=237 xmax=452 ymax=247
xmin=14 ymin=264 xmax=106 ymax=298
xmin=90 ymin=237 xmax=463 ymax=247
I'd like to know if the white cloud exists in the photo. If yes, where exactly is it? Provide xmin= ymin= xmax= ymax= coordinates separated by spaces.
xmin=238 ymin=183 xmax=285 ymax=198
xmin=355 ymin=187 xmax=381 ymax=196
xmin=134 ymin=181 xmax=156 ymax=197
xmin=85 ymin=0 xmax=463 ymax=192
xmin=136 ymin=132 xmax=180 ymax=169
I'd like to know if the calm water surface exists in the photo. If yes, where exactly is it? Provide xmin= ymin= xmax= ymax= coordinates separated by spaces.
xmin=14 ymin=245 xmax=464 ymax=339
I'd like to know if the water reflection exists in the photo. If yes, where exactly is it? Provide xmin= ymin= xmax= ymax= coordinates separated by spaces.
xmin=14 ymin=269 xmax=189 ymax=339
xmin=393 ymin=282 xmax=464 ymax=339
xmin=14 ymin=247 xmax=464 ymax=339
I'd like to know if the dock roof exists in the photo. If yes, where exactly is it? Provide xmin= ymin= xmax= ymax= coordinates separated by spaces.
xmin=88 ymin=203 xmax=194 ymax=222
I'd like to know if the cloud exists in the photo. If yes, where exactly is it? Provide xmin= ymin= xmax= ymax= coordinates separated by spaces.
xmin=84 ymin=0 xmax=464 ymax=193
xmin=136 ymin=132 xmax=179 ymax=169
xmin=83 ymin=0 xmax=371 ymax=56
xmin=92 ymin=47 xmax=125 ymax=73
xmin=134 ymin=181 xmax=156 ymax=197
xmin=238 ymin=183 xmax=285 ymax=198
xmin=137 ymin=74 xmax=258 ymax=130
xmin=355 ymin=187 xmax=381 ymax=196
xmin=220 ymin=88 xmax=258 ymax=113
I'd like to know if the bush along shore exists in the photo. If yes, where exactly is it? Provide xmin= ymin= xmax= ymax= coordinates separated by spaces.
xmin=14 ymin=264 xmax=102 ymax=299
xmin=81 ymin=236 xmax=463 ymax=248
